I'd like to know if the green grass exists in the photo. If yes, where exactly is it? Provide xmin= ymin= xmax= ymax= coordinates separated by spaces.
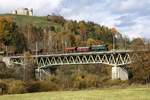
xmin=0 ymin=14 xmax=62 ymax=29
xmin=14 ymin=15 xmax=50 ymax=28
xmin=1 ymin=87 xmax=150 ymax=100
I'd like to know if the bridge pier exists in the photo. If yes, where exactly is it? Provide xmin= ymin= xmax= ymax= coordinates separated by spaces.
xmin=35 ymin=67 xmax=57 ymax=80
xmin=35 ymin=69 xmax=42 ymax=80
xmin=112 ymin=65 xmax=128 ymax=80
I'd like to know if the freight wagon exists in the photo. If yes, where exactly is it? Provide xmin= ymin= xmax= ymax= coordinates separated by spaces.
xmin=64 ymin=44 xmax=108 ymax=53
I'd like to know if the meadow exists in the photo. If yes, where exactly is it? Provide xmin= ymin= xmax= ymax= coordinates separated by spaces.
xmin=0 ymin=87 xmax=150 ymax=100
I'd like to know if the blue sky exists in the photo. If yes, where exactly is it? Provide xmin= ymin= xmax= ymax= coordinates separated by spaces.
xmin=0 ymin=0 xmax=150 ymax=39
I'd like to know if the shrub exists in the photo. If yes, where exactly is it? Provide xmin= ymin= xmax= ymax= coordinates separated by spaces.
xmin=72 ymin=73 xmax=98 ymax=89
xmin=0 ymin=80 xmax=8 ymax=95
xmin=8 ymin=80 xmax=26 ymax=94
xmin=26 ymin=81 xmax=41 ymax=93
xmin=104 ymin=79 xmax=129 ymax=88
xmin=39 ymin=75 xmax=61 ymax=91
xmin=39 ymin=81 xmax=59 ymax=92
xmin=26 ymin=80 xmax=60 ymax=92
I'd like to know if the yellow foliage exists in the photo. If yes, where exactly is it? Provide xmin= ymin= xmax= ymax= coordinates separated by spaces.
xmin=0 ymin=16 xmax=13 ymax=33
xmin=87 ymin=38 xmax=103 ymax=46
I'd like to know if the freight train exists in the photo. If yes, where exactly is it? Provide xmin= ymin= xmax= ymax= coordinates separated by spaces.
xmin=64 ymin=44 xmax=108 ymax=53
xmin=0 ymin=44 xmax=108 ymax=56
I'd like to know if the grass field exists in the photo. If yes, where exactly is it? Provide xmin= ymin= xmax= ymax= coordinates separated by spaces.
xmin=0 ymin=87 xmax=150 ymax=100
xmin=0 ymin=14 xmax=62 ymax=29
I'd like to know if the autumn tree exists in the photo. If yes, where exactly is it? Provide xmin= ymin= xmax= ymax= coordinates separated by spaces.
xmin=129 ymin=38 xmax=150 ymax=83
xmin=130 ymin=38 xmax=145 ymax=50
xmin=64 ymin=21 xmax=74 ymax=32
xmin=86 ymin=38 xmax=103 ymax=46
xmin=79 ymin=21 xmax=87 ymax=42
xmin=47 ymin=15 xmax=65 ymax=25
xmin=0 ymin=20 xmax=27 ymax=53
xmin=130 ymin=51 xmax=150 ymax=83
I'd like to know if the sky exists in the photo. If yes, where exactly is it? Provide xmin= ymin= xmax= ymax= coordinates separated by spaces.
xmin=0 ymin=0 xmax=150 ymax=39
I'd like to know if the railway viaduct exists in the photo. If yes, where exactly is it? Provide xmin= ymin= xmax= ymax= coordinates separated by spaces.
xmin=2 ymin=50 xmax=139 ymax=80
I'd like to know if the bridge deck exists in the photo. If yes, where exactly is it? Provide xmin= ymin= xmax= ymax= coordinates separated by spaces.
xmin=8 ymin=50 xmax=132 ymax=58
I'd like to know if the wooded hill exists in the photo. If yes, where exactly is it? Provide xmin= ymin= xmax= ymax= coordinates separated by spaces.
xmin=0 ymin=14 xmax=122 ymax=53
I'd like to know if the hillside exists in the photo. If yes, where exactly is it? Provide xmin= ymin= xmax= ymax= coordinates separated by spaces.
xmin=0 ymin=14 xmax=122 ymax=53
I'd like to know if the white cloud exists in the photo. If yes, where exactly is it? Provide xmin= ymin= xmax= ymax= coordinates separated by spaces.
xmin=120 ymin=0 xmax=142 ymax=11
xmin=118 ymin=16 xmax=150 ymax=39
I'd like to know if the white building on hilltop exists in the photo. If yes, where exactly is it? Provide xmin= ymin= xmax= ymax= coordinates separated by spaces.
xmin=11 ymin=8 xmax=33 ymax=16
